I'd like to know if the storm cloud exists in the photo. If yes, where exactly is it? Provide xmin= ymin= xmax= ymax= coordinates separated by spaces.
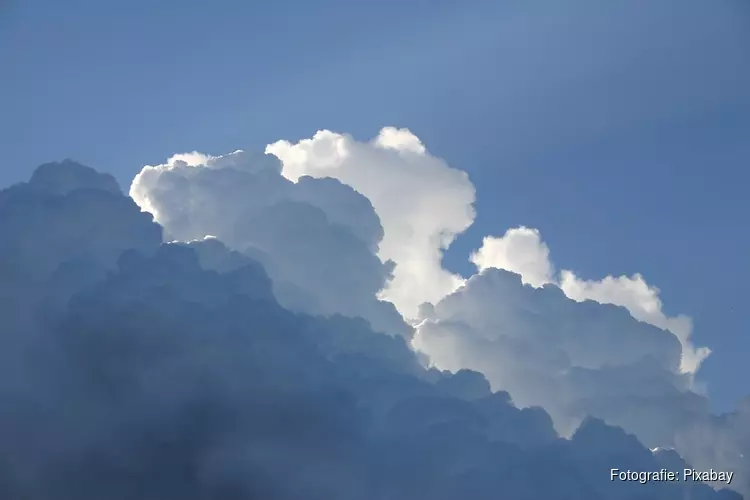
xmin=0 ymin=135 xmax=745 ymax=499
xmin=132 ymin=127 xmax=746 ymax=498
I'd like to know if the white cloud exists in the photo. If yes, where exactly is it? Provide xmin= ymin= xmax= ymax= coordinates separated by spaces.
xmin=469 ymin=225 xmax=709 ymax=374
xmin=129 ymin=147 xmax=408 ymax=337
xmin=559 ymin=271 xmax=711 ymax=374
xmin=127 ymin=127 xmax=738 ymax=494
xmin=5 ymin=156 xmax=744 ymax=499
xmin=412 ymin=268 xmax=691 ymax=436
xmin=130 ymin=129 xmax=709 ymax=377
xmin=266 ymin=126 xmax=475 ymax=321
xmin=470 ymin=227 xmax=554 ymax=288
xmin=129 ymin=151 xmax=222 ymax=221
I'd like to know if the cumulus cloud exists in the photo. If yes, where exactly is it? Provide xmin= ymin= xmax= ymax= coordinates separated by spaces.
xmin=412 ymin=267 xmax=747 ymax=496
xmin=559 ymin=271 xmax=710 ymax=374
xmin=266 ymin=127 xmax=475 ymax=320
xmin=412 ymin=269 xmax=685 ymax=429
xmin=125 ymin=127 xmax=747 ymax=497
xmin=0 ymin=160 xmax=161 ymax=333
xmin=421 ymin=219 xmax=739 ymax=492
xmin=1 ymin=161 xmax=744 ymax=499
xmin=3 ymin=125 xmax=745 ymax=498
xmin=129 ymin=148 xmax=408 ymax=337
xmin=470 ymin=227 xmax=554 ymax=287
xmin=674 ymin=400 xmax=750 ymax=496
xmin=471 ymin=225 xmax=710 ymax=374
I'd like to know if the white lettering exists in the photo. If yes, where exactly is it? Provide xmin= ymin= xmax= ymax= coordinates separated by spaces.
xmin=684 ymin=468 xmax=734 ymax=484
xmin=610 ymin=469 xmax=680 ymax=484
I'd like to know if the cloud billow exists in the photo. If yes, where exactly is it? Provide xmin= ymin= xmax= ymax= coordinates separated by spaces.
xmin=130 ymin=128 xmax=746 ymax=498
xmin=130 ymin=149 xmax=408 ymax=338
xmin=0 ymin=133 xmax=745 ymax=498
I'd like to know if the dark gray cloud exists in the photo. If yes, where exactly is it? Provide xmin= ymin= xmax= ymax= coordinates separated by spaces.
xmin=0 ymin=160 xmax=161 ymax=334
xmin=0 ymin=161 xmax=742 ymax=498
xmin=129 ymin=125 xmax=750 ymax=499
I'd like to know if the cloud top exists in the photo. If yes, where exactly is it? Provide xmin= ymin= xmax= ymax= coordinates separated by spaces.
xmin=0 ymin=159 xmax=743 ymax=498
xmin=24 ymin=126 xmax=732 ymax=498
xmin=267 ymin=127 xmax=475 ymax=320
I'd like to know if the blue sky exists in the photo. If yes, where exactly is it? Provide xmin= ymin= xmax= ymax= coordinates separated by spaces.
xmin=2 ymin=0 xmax=749 ymax=411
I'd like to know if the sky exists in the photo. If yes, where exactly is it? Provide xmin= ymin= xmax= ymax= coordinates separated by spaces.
xmin=1 ymin=1 xmax=750 ymax=497
xmin=3 ymin=1 xmax=750 ymax=401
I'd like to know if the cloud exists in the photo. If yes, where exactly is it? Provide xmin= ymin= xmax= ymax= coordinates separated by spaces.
xmin=266 ymin=127 xmax=475 ymax=320
xmin=412 ymin=266 xmax=748 ymax=495
xmin=0 ymin=160 xmax=161 ymax=333
xmin=129 ymin=148 xmax=408 ymax=337
xmin=675 ymin=398 xmax=750 ymax=496
xmin=559 ymin=271 xmax=710 ymax=374
xmin=412 ymin=268 xmax=685 ymax=428
xmin=470 ymin=227 xmax=554 ymax=287
xmin=0 ymin=161 xmax=742 ymax=499
xmin=423 ymin=220 xmax=740 ymax=492
xmin=127 ymin=127 xmax=747 ymax=497
xmin=470 ymin=225 xmax=710 ymax=374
